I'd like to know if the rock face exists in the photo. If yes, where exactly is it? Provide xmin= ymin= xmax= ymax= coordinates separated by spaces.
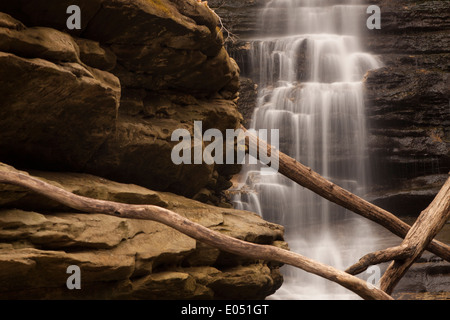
xmin=361 ymin=0 xmax=450 ymax=215
xmin=0 ymin=164 xmax=285 ymax=299
xmin=0 ymin=1 xmax=286 ymax=299
xmin=0 ymin=0 xmax=243 ymax=203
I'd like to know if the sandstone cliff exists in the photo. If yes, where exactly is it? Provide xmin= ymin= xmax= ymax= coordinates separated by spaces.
xmin=0 ymin=0 xmax=286 ymax=299
xmin=0 ymin=0 xmax=243 ymax=203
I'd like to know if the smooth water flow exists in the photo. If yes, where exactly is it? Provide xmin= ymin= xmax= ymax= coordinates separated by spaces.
xmin=233 ymin=0 xmax=384 ymax=299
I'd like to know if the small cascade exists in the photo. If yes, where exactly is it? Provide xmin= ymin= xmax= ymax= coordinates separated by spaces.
xmin=232 ymin=0 xmax=384 ymax=299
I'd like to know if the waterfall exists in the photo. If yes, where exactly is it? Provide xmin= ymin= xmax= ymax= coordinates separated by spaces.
xmin=232 ymin=0 xmax=384 ymax=299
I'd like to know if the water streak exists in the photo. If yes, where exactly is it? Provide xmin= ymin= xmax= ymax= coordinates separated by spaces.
xmin=232 ymin=0 xmax=384 ymax=299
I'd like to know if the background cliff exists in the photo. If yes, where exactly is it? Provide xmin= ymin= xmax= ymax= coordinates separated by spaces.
xmin=363 ymin=0 xmax=450 ymax=216
xmin=0 ymin=0 xmax=286 ymax=299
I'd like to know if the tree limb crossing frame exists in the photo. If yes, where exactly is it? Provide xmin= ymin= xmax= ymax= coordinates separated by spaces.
xmin=0 ymin=128 xmax=448 ymax=299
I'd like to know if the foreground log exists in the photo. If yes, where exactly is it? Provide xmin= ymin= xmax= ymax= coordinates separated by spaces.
xmin=242 ymin=126 xmax=450 ymax=262
xmin=0 ymin=164 xmax=393 ymax=300
xmin=379 ymin=177 xmax=450 ymax=294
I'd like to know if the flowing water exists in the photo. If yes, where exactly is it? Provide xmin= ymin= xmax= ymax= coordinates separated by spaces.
xmin=232 ymin=0 xmax=386 ymax=299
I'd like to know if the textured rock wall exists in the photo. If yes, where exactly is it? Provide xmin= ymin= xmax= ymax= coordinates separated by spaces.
xmin=0 ymin=0 xmax=243 ymax=204
xmin=362 ymin=0 xmax=450 ymax=214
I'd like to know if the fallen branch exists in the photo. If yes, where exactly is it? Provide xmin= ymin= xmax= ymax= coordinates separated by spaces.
xmin=0 ymin=164 xmax=392 ymax=300
xmin=379 ymin=176 xmax=450 ymax=294
xmin=242 ymin=126 xmax=450 ymax=262
xmin=345 ymin=245 xmax=415 ymax=275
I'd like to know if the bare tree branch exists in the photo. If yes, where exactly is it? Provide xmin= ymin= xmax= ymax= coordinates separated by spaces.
xmin=241 ymin=126 xmax=450 ymax=262
xmin=0 ymin=164 xmax=393 ymax=300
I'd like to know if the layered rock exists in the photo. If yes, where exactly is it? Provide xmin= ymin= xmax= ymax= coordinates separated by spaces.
xmin=361 ymin=0 xmax=450 ymax=215
xmin=0 ymin=0 xmax=242 ymax=203
xmin=209 ymin=0 xmax=266 ymax=39
xmin=0 ymin=164 xmax=285 ymax=299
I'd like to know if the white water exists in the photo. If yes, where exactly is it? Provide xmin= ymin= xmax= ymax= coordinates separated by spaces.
xmin=232 ymin=0 xmax=384 ymax=299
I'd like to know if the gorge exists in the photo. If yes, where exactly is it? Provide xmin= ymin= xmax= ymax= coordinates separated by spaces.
xmin=0 ymin=0 xmax=448 ymax=300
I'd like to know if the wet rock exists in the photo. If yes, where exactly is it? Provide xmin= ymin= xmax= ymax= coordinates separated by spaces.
xmin=393 ymin=260 xmax=450 ymax=298
xmin=367 ymin=174 xmax=449 ymax=216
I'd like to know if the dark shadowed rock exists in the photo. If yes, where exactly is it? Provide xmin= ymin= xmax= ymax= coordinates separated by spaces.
xmin=360 ymin=0 xmax=450 ymax=204
xmin=208 ymin=0 xmax=267 ymax=39
xmin=237 ymin=77 xmax=258 ymax=128
xmin=0 ymin=51 xmax=120 ymax=171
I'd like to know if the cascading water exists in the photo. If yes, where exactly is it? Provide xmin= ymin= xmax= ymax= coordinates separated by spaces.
xmin=232 ymin=0 xmax=384 ymax=299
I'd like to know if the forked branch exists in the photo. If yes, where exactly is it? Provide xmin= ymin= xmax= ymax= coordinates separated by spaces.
xmin=379 ymin=176 xmax=450 ymax=294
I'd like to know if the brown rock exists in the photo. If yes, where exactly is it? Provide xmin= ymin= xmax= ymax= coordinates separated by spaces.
xmin=0 ymin=1 xmax=243 ymax=200
xmin=0 ymin=52 xmax=120 ymax=171
xmin=74 ymin=38 xmax=117 ymax=71
xmin=0 ymin=12 xmax=25 ymax=30
xmin=0 ymin=25 xmax=80 ymax=63
xmin=0 ymin=167 xmax=286 ymax=299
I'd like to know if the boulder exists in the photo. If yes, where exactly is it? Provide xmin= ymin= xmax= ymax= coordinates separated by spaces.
xmin=0 ymin=51 xmax=120 ymax=171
